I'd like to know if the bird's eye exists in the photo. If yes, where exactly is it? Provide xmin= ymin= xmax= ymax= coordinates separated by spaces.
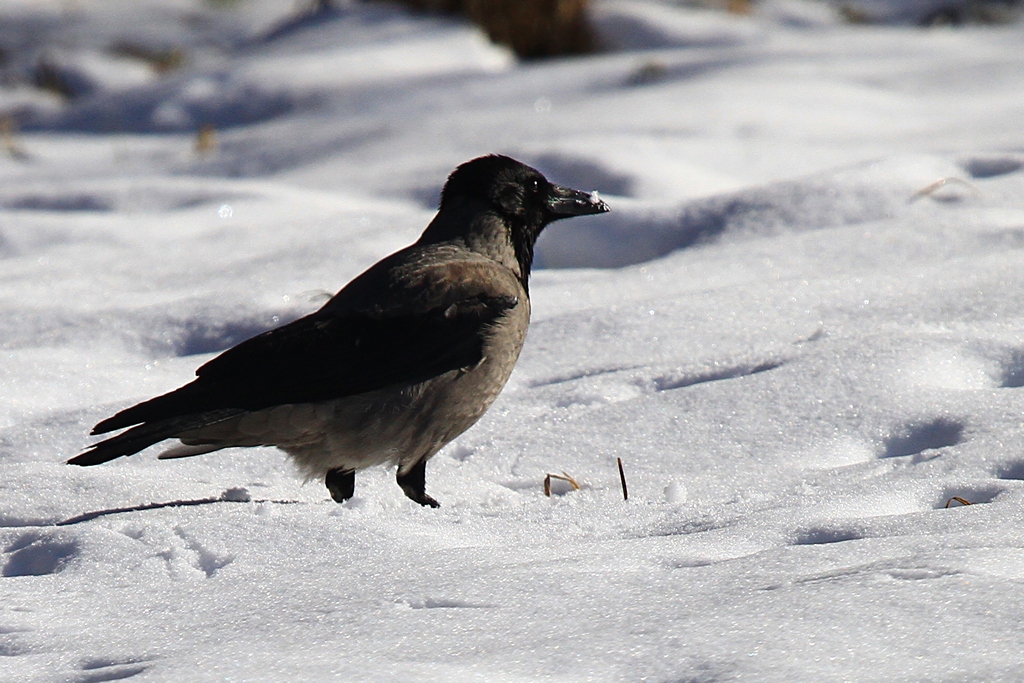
xmin=529 ymin=178 xmax=541 ymax=194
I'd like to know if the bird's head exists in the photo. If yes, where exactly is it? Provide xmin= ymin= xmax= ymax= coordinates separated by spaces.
xmin=425 ymin=155 xmax=610 ymax=287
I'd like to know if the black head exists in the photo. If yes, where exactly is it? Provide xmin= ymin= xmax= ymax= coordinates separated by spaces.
xmin=440 ymin=154 xmax=609 ymax=226
xmin=432 ymin=155 xmax=609 ymax=286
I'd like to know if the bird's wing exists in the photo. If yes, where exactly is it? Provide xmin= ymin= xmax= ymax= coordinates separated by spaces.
xmin=92 ymin=258 xmax=521 ymax=435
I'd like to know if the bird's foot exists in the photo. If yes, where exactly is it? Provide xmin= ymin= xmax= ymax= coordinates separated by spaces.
xmin=406 ymin=490 xmax=441 ymax=508
xmin=325 ymin=468 xmax=355 ymax=503
xmin=396 ymin=459 xmax=440 ymax=508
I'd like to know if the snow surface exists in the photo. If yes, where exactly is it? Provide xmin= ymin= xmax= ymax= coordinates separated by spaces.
xmin=3 ymin=0 xmax=1024 ymax=680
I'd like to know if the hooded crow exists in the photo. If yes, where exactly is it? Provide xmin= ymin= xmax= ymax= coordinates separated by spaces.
xmin=70 ymin=155 xmax=610 ymax=507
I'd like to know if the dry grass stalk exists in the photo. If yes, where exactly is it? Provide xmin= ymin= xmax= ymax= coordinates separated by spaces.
xmin=195 ymin=123 xmax=218 ymax=156
xmin=911 ymin=176 xmax=980 ymax=201
xmin=0 ymin=115 xmax=28 ymax=160
xmin=944 ymin=496 xmax=972 ymax=508
xmin=374 ymin=0 xmax=597 ymax=58
xmin=543 ymin=471 xmax=581 ymax=497
xmin=110 ymin=43 xmax=185 ymax=74
xmin=464 ymin=0 xmax=596 ymax=58
xmin=34 ymin=60 xmax=76 ymax=99
xmin=726 ymin=0 xmax=753 ymax=14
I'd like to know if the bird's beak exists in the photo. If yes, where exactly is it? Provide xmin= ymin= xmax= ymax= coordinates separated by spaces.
xmin=546 ymin=184 xmax=610 ymax=219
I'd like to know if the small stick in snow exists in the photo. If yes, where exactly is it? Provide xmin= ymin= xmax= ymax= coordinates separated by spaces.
xmin=944 ymin=496 xmax=972 ymax=508
xmin=617 ymin=457 xmax=628 ymax=501
xmin=195 ymin=123 xmax=218 ymax=156
xmin=910 ymin=177 xmax=980 ymax=202
xmin=543 ymin=472 xmax=580 ymax=497
xmin=110 ymin=43 xmax=185 ymax=74
xmin=0 ymin=116 xmax=28 ymax=160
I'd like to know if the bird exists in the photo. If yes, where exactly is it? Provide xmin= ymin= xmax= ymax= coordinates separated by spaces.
xmin=69 ymin=155 xmax=610 ymax=507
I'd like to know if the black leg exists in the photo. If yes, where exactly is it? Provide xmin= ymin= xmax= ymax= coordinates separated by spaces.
xmin=325 ymin=468 xmax=355 ymax=503
xmin=396 ymin=459 xmax=440 ymax=508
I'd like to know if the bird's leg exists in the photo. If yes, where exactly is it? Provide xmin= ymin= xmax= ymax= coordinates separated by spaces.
xmin=325 ymin=468 xmax=355 ymax=503
xmin=396 ymin=459 xmax=440 ymax=508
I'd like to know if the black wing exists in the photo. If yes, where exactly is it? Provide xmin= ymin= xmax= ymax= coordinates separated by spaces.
xmin=90 ymin=293 xmax=518 ymax=435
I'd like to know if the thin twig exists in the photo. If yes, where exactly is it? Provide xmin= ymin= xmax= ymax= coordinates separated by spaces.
xmin=944 ymin=496 xmax=972 ymax=508
xmin=617 ymin=457 xmax=628 ymax=501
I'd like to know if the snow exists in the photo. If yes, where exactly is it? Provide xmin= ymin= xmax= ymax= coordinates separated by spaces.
xmin=3 ymin=0 xmax=1024 ymax=680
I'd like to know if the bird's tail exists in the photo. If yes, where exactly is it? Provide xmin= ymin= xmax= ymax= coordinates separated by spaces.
xmin=70 ymin=422 xmax=183 ymax=465
xmin=69 ymin=410 xmax=243 ymax=466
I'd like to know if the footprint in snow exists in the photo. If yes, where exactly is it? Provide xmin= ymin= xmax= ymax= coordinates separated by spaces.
xmin=120 ymin=524 xmax=233 ymax=580
xmin=653 ymin=358 xmax=784 ymax=391
xmin=996 ymin=349 xmax=1024 ymax=388
xmin=959 ymin=156 xmax=1023 ymax=179
xmin=2 ymin=531 xmax=79 ymax=577
xmin=78 ymin=657 xmax=153 ymax=683
xmin=994 ymin=461 xmax=1024 ymax=481
xmin=791 ymin=525 xmax=864 ymax=546
xmin=879 ymin=417 xmax=964 ymax=460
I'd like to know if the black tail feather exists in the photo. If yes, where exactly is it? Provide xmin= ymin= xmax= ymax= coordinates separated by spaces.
xmin=91 ymin=381 xmax=209 ymax=435
xmin=71 ymin=422 xmax=181 ymax=465
xmin=71 ymin=409 xmax=243 ymax=466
